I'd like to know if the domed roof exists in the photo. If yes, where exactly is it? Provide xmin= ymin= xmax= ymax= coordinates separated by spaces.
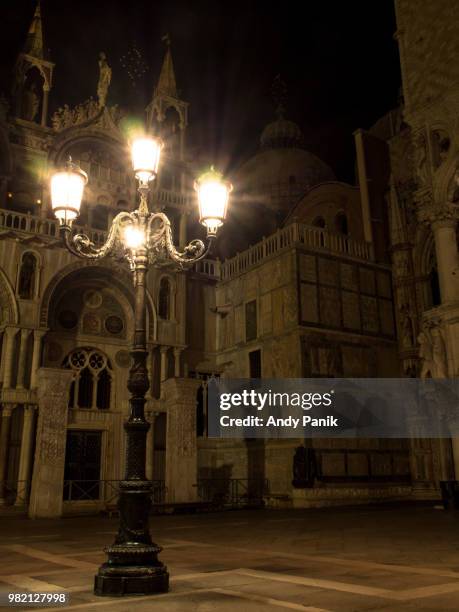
xmin=236 ymin=147 xmax=335 ymax=215
xmin=260 ymin=116 xmax=303 ymax=149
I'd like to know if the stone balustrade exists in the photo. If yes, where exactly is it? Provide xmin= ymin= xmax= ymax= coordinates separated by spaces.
xmin=220 ymin=222 xmax=372 ymax=282
xmin=0 ymin=208 xmax=373 ymax=283
xmin=0 ymin=208 xmax=107 ymax=246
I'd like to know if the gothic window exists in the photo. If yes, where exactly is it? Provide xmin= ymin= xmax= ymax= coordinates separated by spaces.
xmin=63 ymin=348 xmax=113 ymax=410
xmin=18 ymin=252 xmax=37 ymax=299
xmin=162 ymin=107 xmax=181 ymax=155
xmin=158 ymin=277 xmax=171 ymax=320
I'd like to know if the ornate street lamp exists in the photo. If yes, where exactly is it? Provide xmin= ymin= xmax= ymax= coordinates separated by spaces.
xmin=50 ymin=137 xmax=231 ymax=596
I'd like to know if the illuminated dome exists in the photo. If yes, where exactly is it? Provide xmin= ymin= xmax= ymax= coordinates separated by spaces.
xmin=236 ymin=111 xmax=335 ymax=218
xmin=260 ymin=116 xmax=304 ymax=149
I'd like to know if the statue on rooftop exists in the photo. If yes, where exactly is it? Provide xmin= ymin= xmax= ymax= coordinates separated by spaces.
xmin=97 ymin=52 xmax=112 ymax=108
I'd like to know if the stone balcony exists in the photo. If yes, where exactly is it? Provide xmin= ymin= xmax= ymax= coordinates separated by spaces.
xmin=0 ymin=208 xmax=374 ymax=284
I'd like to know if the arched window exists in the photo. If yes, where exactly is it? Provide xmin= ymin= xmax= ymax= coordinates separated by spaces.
xmin=18 ymin=252 xmax=37 ymax=299
xmin=312 ymin=216 xmax=326 ymax=229
xmin=335 ymin=212 xmax=349 ymax=235
xmin=63 ymin=348 xmax=113 ymax=410
xmin=158 ymin=277 xmax=171 ymax=320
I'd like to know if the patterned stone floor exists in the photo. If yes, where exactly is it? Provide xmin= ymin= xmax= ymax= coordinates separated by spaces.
xmin=0 ymin=504 xmax=458 ymax=611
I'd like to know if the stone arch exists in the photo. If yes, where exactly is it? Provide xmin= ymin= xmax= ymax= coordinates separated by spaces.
xmin=40 ymin=261 xmax=157 ymax=341
xmin=414 ymin=227 xmax=440 ymax=309
xmin=49 ymin=128 xmax=126 ymax=163
xmin=413 ymin=225 xmax=435 ymax=277
xmin=0 ymin=267 xmax=19 ymax=326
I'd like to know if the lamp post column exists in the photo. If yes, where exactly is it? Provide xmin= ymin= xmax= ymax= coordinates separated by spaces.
xmin=94 ymin=246 xmax=169 ymax=595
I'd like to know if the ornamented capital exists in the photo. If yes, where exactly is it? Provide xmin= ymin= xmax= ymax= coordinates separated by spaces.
xmin=416 ymin=191 xmax=458 ymax=227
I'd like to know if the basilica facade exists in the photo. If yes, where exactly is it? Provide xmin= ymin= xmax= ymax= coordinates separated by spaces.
xmin=0 ymin=0 xmax=457 ymax=518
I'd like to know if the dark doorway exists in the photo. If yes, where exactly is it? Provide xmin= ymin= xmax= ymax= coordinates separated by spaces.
xmin=63 ymin=430 xmax=102 ymax=500
xmin=249 ymin=349 xmax=262 ymax=378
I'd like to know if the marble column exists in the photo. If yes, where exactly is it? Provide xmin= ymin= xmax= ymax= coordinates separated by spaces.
xmin=432 ymin=217 xmax=459 ymax=303
xmin=16 ymin=329 xmax=31 ymax=389
xmin=29 ymin=368 xmax=74 ymax=519
xmin=14 ymin=405 xmax=36 ymax=506
xmin=3 ymin=327 xmax=18 ymax=389
xmin=0 ymin=404 xmax=14 ymax=504
xmin=30 ymin=330 xmax=46 ymax=390
xmin=163 ymin=378 xmax=200 ymax=503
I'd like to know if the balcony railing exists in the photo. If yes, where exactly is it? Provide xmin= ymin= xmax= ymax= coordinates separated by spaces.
xmin=196 ymin=478 xmax=269 ymax=507
xmin=220 ymin=223 xmax=372 ymax=281
xmin=0 ymin=208 xmax=109 ymax=247
xmin=0 ymin=208 xmax=373 ymax=283
xmin=63 ymin=479 xmax=167 ymax=506
xmin=0 ymin=480 xmax=30 ymax=506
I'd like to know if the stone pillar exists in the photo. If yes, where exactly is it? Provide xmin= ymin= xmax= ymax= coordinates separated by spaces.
xmin=432 ymin=218 xmax=459 ymax=303
xmin=0 ymin=404 xmax=14 ymax=504
xmin=29 ymin=368 xmax=74 ymax=519
xmin=179 ymin=212 xmax=187 ymax=249
xmin=163 ymin=378 xmax=200 ymax=503
xmin=3 ymin=327 xmax=18 ymax=389
xmin=0 ymin=330 xmax=7 ymax=387
xmin=30 ymin=330 xmax=46 ymax=390
xmin=173 ymin=347 xmax=182 ymax=378
xmin=160 ymin=346 xmax=169 ymax=398
xmin=16 ymin=329 xmax=31 ymax=389
xmin=15 ymin=405 xmax=37 ymax=506
xmin=41 ymin=87 xmax=50 ymax=127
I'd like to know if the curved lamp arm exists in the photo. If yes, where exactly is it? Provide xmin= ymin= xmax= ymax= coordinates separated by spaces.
xmin=146 ymin=212 xmax=214 ymax=267
xmin=60 ymin=211 xmax=133 ymax=260
xmin=61 ymin=209 xmax=215 ymax=267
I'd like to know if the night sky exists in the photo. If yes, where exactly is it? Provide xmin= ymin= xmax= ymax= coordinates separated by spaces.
xmin=0 ymin=1 xmax=401 ymax=182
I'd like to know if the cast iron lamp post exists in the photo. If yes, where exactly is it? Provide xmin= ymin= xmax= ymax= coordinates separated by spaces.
xmin=50 ymin=137 xmax=232 ymax=596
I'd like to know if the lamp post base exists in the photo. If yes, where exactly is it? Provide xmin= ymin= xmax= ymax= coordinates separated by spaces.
xmin=94 ymin=562 xmax=169 ymax=596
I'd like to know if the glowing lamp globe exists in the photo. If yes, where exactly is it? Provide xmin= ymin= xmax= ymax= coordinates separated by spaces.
xmin=51 ymin=159 xmax=88 ymax=227
xmin=194 ymin=167 xmax=232 ymax=236
xmin=131 ymin=137 xmax=163 ymax=183
xmin=124 ymin=225 xmax=146 ymax=249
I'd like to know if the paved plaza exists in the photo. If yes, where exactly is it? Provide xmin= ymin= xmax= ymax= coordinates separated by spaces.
xmin=0 ymin=504 xmax=458 ymax=611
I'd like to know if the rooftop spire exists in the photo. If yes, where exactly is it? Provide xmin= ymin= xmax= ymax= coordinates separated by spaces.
xmin=271 ymin=74 xmax=287 ymax=118
xmin=24 ymin=1 xmax=44 ymax=59
xmin=156 ymin=34 xmax=177 ymax=97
